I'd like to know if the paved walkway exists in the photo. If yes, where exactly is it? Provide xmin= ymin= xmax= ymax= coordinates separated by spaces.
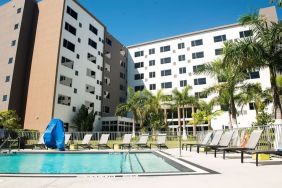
xmin=1 ymin=148 xmax=282 ymax=188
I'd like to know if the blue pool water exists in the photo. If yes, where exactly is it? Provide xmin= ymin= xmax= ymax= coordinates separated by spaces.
xmin=0 ymin=152 xmax=184 ymax=174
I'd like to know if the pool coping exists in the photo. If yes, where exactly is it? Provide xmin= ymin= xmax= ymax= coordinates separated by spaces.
xmin=0 ymin=150 xmax=219 ymax=177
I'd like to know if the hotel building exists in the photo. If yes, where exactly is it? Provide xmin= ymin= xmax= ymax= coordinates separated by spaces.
xmin=127 ymin=7 xmax=278 ymax=131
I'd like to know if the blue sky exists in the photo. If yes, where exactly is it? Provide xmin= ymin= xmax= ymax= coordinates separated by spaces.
xmin=1 ymin=0 xmax=281 ymax=45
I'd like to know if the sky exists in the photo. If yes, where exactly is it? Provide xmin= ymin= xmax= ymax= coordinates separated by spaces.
xmin=0 ymin=0 xmax=281 ymax=46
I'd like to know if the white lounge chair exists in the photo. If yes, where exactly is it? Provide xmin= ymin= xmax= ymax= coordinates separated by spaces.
xmin=76 ymin=134 xmax=93 ymax=150
xmin=150 ymin=134 xmax=167 ymax=150
xmin=96 ymin=134 xmax=110 ymax=149
xmin=136 ymin=134 xmax=149 ymax=149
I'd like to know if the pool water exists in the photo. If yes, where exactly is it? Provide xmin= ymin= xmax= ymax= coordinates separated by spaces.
xmin=0 ymin=152 xmax=186 ymax=174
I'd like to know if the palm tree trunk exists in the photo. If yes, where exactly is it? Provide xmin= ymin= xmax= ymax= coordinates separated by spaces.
xmin=182 ymin=107 xmax=187 ymax=140
xmin=230 ymin=94 xmax=238 ymax=128
xmin=228 ymin=110 xmax=233 ymax=129
xmin=177 ymin=107 xmax=181 ymax=136
xmin=208 ymin=120 xmax=212 ymax=130
xmin=132 ymin=114 xmax=136 ymax=137
xmin=269 ymin=66 xmax=282 ymax=122
xmin=192 ymin=106 xmax=196 ymax=136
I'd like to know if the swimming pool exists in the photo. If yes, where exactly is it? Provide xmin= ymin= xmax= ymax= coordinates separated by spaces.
xmin=0 ymin=151 xmax=216 ymax=176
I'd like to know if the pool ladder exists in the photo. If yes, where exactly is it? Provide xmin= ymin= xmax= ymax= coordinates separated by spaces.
xmin=120 ymin=152 xmax=133 ymax=173
xmin=0 ymin=135 xmax=20 ymax=154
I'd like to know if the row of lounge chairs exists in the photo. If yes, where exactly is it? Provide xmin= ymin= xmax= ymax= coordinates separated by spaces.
xmin=32 ymin=133 xmax=168 ymax=150
xmin=182 ymin=128 xmax=282 ymax=166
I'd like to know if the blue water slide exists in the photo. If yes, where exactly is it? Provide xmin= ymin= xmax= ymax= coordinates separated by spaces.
xmin=43 ymin=119 xmax=65 ymax=151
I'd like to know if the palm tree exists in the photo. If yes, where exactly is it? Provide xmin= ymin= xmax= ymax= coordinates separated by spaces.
xmin=172 ymin=86 xmax=198 ymax=138
xmin=270 ymin=0 xmax=282 ymax=6
xmin=115 ymin=87 xmax=144 ymax=137
xmin=226 ymin=14 xmax=282 ymax=122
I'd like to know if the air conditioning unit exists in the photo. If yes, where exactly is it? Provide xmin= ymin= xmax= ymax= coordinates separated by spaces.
xmin=187 ymin=47 xmax=190 ymax=51
xmin=173 ymin=50 xmax=176 ymax=53
xmin=188 ymin=72 xmax=192 ymax=76
xmin=188 ymin=59 xmax=191 ymax=63
xmin=145 ymin=55 xmax=147 ymax=58
xmin=145 ymin=66 xmax=147 ymax=70
xmin=173 ymin=62 xmax=176 ymax=65
xmin=174 ymin=74 xmax=177 ymax=78
xmin=145 ymin=78 xmax=148 ymax=82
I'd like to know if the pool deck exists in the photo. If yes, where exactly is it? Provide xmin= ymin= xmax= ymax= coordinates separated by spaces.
xmin=0 ymin=148 xmax=282 ymax=188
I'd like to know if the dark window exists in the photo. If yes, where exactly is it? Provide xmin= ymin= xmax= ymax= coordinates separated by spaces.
xmin=134 ymin=62 xmax=144 ymax=68
xmin=135 ymin=51 xmax=144 ymax=57
xmin=249 ymin=103 xmax=255 ymax=110
xmin=150 ymin=84 xmax=156 ymax=90
xmin=134 ymin=73 xmax=144 ymax=80
xmin=103 ymin=106 xmax=110 ymax=113
xmin=179 ymin=67 xmax=186 ymax=74
xmin=178 ymin=43 xmax=185 ymax=49
xmin=8 ymin=57 xmax=13 ymax=64
xmin=17 ymin=8 xmax=21 ymax=14
xmin=89 ymin=24 xmax=98 ymax=35
xmin=14 ymin=24 xmax=19 ymax=30
xmin=149 ymin=60 xmax=155 ymax=66
xmin=11 ymin=40 xmax=16 ymax=46
xmin=79 ymin=22 xmax=82 ymax=27
xmin=249 ymin=71 xmax=260 ymax=79
xmin=195 ymin=92 xmax=207 ymax=98
xmin=88 ymin=38 xmax=97 ymax=49
xmin=78 ymin=38 xmax=81 ymax=43
xmin=72 ymin=106 xmax=76 ymax=112
xmin=75 ymin=71 xmax=79 ymax=76
xmin=180 ymin=80 xmax=187 ymax=87
xmin=191 ymin=39 xmax=203 ymax=47
xmin=149 ymin=72 xmax=155 ymax=78
xmin=215 ymin=48 xmax=223 ymax=55
xmin=160 ymin=57 xmax=171 ymax=64
xmin=106 ymin=38 xmax=112 ymax=46
xmin=57 ymin=94 xmax=71 ymax=106
xmin=65 ymin=22 xmax=76 ymax=36
xmin=120 ymin=72 xmax=125 ymax=79
xmin=178 ymin=55 xmax=185 ymax=61
xmin=76 ymin=54 xmax=80 ymax=59
xmin=120 ymin=84 xmax=124 ymax=91
xmin=74 ymin=88 xmax=77 ymax=93
xmin=5 ymin=76 xmax=10 ymax=82
xmin=193 ymin=64 xmax=204 ymax=73
xmin=239 ymin=30 xmax=253 ymax=38
xmin=135 ymin=85 xmax=144 ymax=91
xmin=214 ymin=35 xmax=226 ymax=42
xmin=161 ymin=82 xmax=172 ymax=89
xmin=66 ymin=6 xmax=78 ymax=20
xmin=63 ymin=39 xmax=75 ymax=52
xmin=192 ymin=52 xmax=204 ymax=59
xmin=149 ymin=48 xmax=155 ymax=55
xmin=87 ymin=53 xmax=96 ymax=63
xmin=161 ymin=69 xmax=171 ymax=76
xmin=160 ymin=45 xmax=170 ymax=52
xmin=2 ymin=95 xmax=7 ymax=102
xmin=194 ymin=78 xmax=206 ymax=85
xmin=60 ymin=75 xmax=72 ymax=87
xmin=61 ymin=56 xmax=74 ymax=69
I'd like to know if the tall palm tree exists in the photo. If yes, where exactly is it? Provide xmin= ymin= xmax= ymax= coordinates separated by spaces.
xmin=226 ymin=14 xmax=282 ymax=122
xmin=172 ymin=86 xmax=198 ymax=138
xmin=115 ymin=87 xmax=144 ymax=137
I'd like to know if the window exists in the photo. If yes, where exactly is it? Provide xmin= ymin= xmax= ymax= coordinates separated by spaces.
xmin=58 ymin=94 xmax=71 ymax=106
xmin=195 ymin=92 xmax=207 ymax=98
xmin=160 ymin=57 xmax=171 ymax=64
xmin=194 ymin=78 xmax=206 ymax=85
xmin=149 ymin=48 xmax=155 ymax=55
xmin=179 ymin=67 xmax=186 ymax=74
xmin=106 ymin=38 xmax=112 ymax=46
xmin=2 ymin=95 xmax=7 ymax=102
xmin=86 ymin=68 xmax=96 ymax=79
xmin=88 ymin=38 xmax=97 ymax=49
xmin=76 ymin=54 xmax=80 ymax=59
xmin=119 ymin=97 xmax=126 ymax=103
xmin=66 ymin=6 xmax=77 ymax=20
xmin=75 ymin=71 xmax=79 ymax=76
xmin=239 ymin=30 xmax=253 ymax=38
xmin=85 ymin=84 xmax=95 ymax=94
xmin=135 ymin=85 xmax=144 ymax=91
xmin=14 ymin=24 xmax=19 ymax=30
xmin=103 ymin=91 xmax=110 ymax=99
xmin=248 ymin=71 xmax=260 ymax=79
xmin=150 ymin=84 xmax=156 ymax=90
xmin=72 ymin=107 xmax=76 ymax=112
xmin=215 ymin=48 xmax=223 ymax=55
xmin=74 ymin=88 xmax=77 ymax=94
xmin=79 ymin=22 xmax=82 ymax=27
xmin=11 ymin=40 xmax=16 ymax=46
xmin=89 ymin=24 xmax=98 ymax=35
xmin=120 ymin=72 xmax=125 ymax=79
xmin=78 ymin=38 xmax=81 ymax=43
xmin=103 ymin=106 xmax=110 ymax=113
xmin=192 ymin=52 xmax=204 ymax=59
xmin=8 ymin=57 xmax=13 ymax=64
xmin=178 ymin=55 xmax=185 ymax=61
xmin=178 ymin=43 xmax=185 ymax=49
xmin=161 ymin=69 xmax=171 ymax=76
xmin=61 ymin=56 xmax=74 ymax=69
xmin=5 ymin=76 xmax=10 ymax=82
xmin=87 ymin=53 xmax=96 ymax=63
xmin=65 ymin=22 xmax=76 ymax=36
xmin=191 ymin=39 xmax=203 ymax=47
xmin=134 ymin=62 xmax=144 ymax=68
xmin=180 ymin=80 xmax=187 ymax=87
xmin=193 ymin=64 xmax=204 ymax=73
xmin=161 ymin=82 xmax=172 ymax=89
xmin=134 ymin=51 xmax=144 ymax=57
xmin=149 ymin=72 xmax=155 ymax=78
xmin=134 ymin=73 xmax=144 ymax=80
xmin=249 ymin=103 xmax=255 ymax=110
xmin=149 ymin=60 xmax=155 ymax=66
xmin=120 ymin=84 xmax=125 ymax=91
xmin=17 ymin=8 xmax=21 ymax=14
xmin=63 ymin=39 xmax=75 ymax=52
xmin=214 ymin=35 xmax=226 ymax=42
xmin=60 ymin=75 xmax=72 ymax=87
xmin=160 ymin=45 xmax=170 ymax=52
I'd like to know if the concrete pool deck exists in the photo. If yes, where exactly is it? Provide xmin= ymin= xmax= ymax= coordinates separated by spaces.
xmin=0 ymin=148 xmax=282 ymax=188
